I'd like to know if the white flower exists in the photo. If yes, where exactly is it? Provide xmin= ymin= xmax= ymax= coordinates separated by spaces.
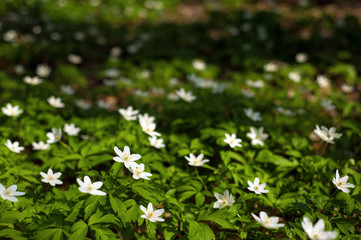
xmin=23 ymin=76 xmax=43 ymax=85
xmin=47 ymin=128 xmax=62 ymax=143
xmin=110 ymin=46 xmax=122 ymax=58
xmin=97 ymin=100 xmax=110 ymax=109
xmin=340 ymin=83 xmax=354 ymax=93
xmin=316 ymin=75 xmax=330 ymax=88
xmin=32 ymin=141 xmax=50 ymax=150
xmin=14 ymin=65 xmax=25 ymax=75
xmin=5 ymin=140 xmax=24 ymax=153
xmin=313 ymin=125 xmax=342 ymax=144
xmin=224 ymin=133 xmax=242 ymax=148
xmin=185 ymin=153 xmax=209 ymax=167
xmin=167 ymin=92 xmax=180 ymax=101
xmin=295 ymin=53 xmax=308 ymax=63
xmin=192 ymin=59 xmax=206 ymax=71
xmin=105 ymin=68 xmax=120 ymax=78
xmin=213 ymin=189 xmax=235 ymax=209
xmin=138 ymin=113 xmax=155 ymax=126
xmin=36 ymin=64 xmax=51 ymax=77
xmin=129 ymin=163 xmax=152 ymax=180
xmin=246 ymin=80 xmax=264 ymax=88
xmin=247 ymin=127 xmax=268 ymax=146
xmin=320 ymin=99 xmax=335 ymax=111
xmin=244 ymin=108 xmax=262 ymax=121
xmin=113 ymin=146 xmax=141 ymax=168
xmin=247 ymin=177 xmax=269 ymax=194
xmin=0 ymin=184 xmax=25 ymax=202
xmin=149 ymin=136 xmax=165 ymax=149
xmin=241 ymin=88 xmax=255 ymax=98
xmin=332 ymin=169 xmax=355 ymax=193
xmin=40 ymin=169 xmax=63 ymax=186
xmin=276 ymin=107 xmax=295 ymax=116
xmin=301 ymin=217 xmax=338 ymax=240
xmin=175 ymin=88 xmax=196 ymax=102
xmin=251 ymin=211 xmax=285 ymax=229
xmin=139 ymin=118 xmax=161 ymax=137
xmin=64 ymin=123 xmax=81 ymax=136
xmin=264 ymin=63 xmax=278 ymax=72
xmin=3 ymin=30 xmax=18 ymax=43
xmin=68 ymin=54 xmax=82 ymax=64
xmin=77 ymin=176 xmax=106 ymax=196
xmin=60 ymin=85 xmax=75 ymax=95
xmin=140 ymin=203 xmax=165 ymax=222
xmin=2 ymin=103 xmax=23 ymax=117
xmin=119 ymin=106 xmax=139 ymax=121
xmin=75 ymin=99 xmax=91 ymax=110
xmin=48 ymin=96 xmax=65 ymax=108
xmin=289 ymin=71 xmax=301 ymax=83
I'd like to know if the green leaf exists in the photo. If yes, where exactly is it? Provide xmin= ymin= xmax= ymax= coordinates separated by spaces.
xmin=65 ymin=200 xmax=85 ymax=223
xmin=84 ymin=196 xmax=100 ymax=219
xmin=188 ymin=221 xmax=215 ymax=240
xmin=109 ymin=195 xmax=127 ymax=225
xmin=36 ymin=228 xmax=62 ymax=240
xmin=0 ymin=229 xmax=27 ymax=240
xmin=198 ymin=209 xmax=235 ymax=229
xmin=195 ymin=192 xmax=205 ymax=207
xmin=69 ymin=220 xmax=88 ymax=240
xmin=89 ymin=213 xmax=118 ymax=226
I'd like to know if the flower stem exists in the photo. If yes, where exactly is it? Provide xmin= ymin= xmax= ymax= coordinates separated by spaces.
xmin=320 ymin=142 xmax=329 ymax=155
xmin=0 ymin=201 xmax=6 ymax=213
xmin=112 ymin=165 xmax=122 ymax=188
xmin=321 ymin=188 xmax=337 ymax=212
xmin=195 ymin=168 xmax=208 ymax=191
xmin=59 ymin=140 xmax=73 ymax=153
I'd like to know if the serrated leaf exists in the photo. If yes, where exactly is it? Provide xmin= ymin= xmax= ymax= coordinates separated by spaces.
xmin=189 ymin=221 xmax=215 ymax=240
xmin=69 ymin=220 xmax=88 ymax=240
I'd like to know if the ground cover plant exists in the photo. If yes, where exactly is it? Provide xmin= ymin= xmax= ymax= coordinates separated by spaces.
xmin=0 ymin=0 xmax=361 ymax=239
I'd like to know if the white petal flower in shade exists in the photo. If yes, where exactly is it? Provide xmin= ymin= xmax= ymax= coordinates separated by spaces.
xmin=32 ymin=141 xmax=50 ymax=150
xmin=139 ymin=118 xmax=161 ymax=137
xmin=340 ymin=83 xmax=354 ymax=93
xmin=241 ymin=88 xmax=255 ymax=98
xmin=1 ymin=103 xmax=23 ymax=117
xmin=316 ymin=75 xmax=330 ymax=88
xmin=36 ymin=64 xmax=51 ymax=77
xmin=264 ymin=62 xmax=278 ymax=72
xmin=140 ymin=203 xmax=165 ymax=222
xmin=76 ymin=176 xmax=106 ymax=196
xmin=5 ymin=140 xmax=24 ymax=153
xmin=244 ymin=108 xmax=262 ymax=121
xmin=192 ymin=59 xmax=206 ymax=71
xmin=0 ymin=184 xmax=25 ymax=202
xmin=247 ymin=177 xmax=269 ymax=194
xmin=251 ymin=211 xmax=285 ymax=229
xmin=23 ymin=76 xmax=43 ymax=85
xmin=40 ymin=169 xmax=63 ymax=186
xmin=224 ymin=133 xmax=242 ymax=148
xmin=332 ymin=169 xmax=355 ymax=193
xmin=46 ymin=128 xmax=62 ymax=144
xmin=47 ymin=96 xmax=65 ymax=108
xmin=246 ymin=80 xmax=264 ymax=88
xmin=289 ymin=71 xmax=301 ymax=83
xmin=301 ymin=217 xmax=338 ymax=240
xmin=113 ymin=146 xmax=141 ymax=169
xmin=64 ymin=123 xmax=81 ymax=136
xmin=129 ymin=163 xmax=152 ymax=180
xmin=118 ymin=106 xmax=139 ymax=121
xmin=148 ymin=136 xmax=165 ymax=149
xmin=60 ymin=85 xmax=75 ymax=95
xmin=213 ymin=189 xmax=235 ymax=209
xmin=138 ymin=113 xmax=155 ymax=126
xmin=75 ymin=99 xmax=91 ymax=110
xmin=68 ymin=54 xmax=82 ymax=64
xmin=313 ymin=125 xmax=342 ymax=144
xmin=320 ymin=99 xmax=335 ymax=111
xmin=246 ymin=127 xmax=268 ymax=146
xmin=295 ymin=52 xmax=308 ymax=63
xmin=185 ymin=153 xmax=209 ymax=167
xmin=175 ymin=88 xmax=196 ymax=102
xmin=97 ymin=100 xmax=110 ymax=109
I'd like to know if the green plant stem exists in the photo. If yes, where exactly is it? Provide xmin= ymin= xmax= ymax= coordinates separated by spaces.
xmin=112 ymin=166 xmax=122 ymax=188
xmin=195 ymin=168 xmax=208 ymax=191
xmin=0 ymin=201 xmax=6 ymax=213
xmin=320 ymin=142 xmax=329 ymax=155
xmin=321 ymin=188 xmax=337 ymax=212
xmin=59 ymin=140 xmax=73 ymax=153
